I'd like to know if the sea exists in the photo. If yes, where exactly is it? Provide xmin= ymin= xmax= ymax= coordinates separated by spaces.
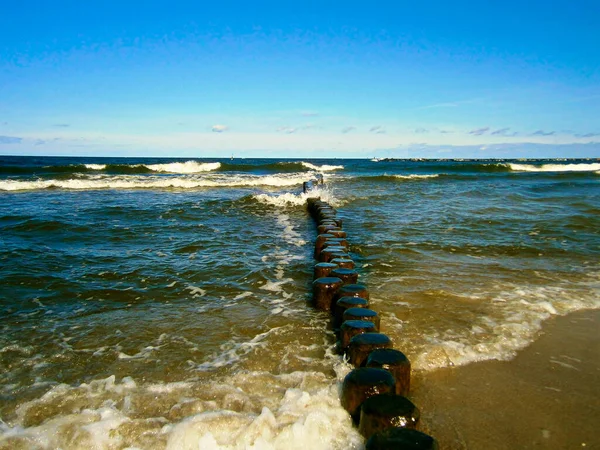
xmin=0 ymin=156 xmax=599 ymax=449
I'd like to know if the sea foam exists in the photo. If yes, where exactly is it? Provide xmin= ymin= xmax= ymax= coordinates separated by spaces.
xmin=0 ymin=173 xmax=311 ymax=191
xmin=253 ymin=189 xmax=342 ymax=208
xmin=509 ymin=162 xmax=600 ymax=172
xmin=84 ymin=164 xmax=107 ymax=170
xmin=300 ymin=162 xmax=344 ymax=172
xmin=393 ymin=174 xmax=439 ymax=180
xmin=0 ymin=370 xmax=362 ymax=450
xmin=146 ymin=161 xmax=222 ymax=173
xmin=406 ymin=279 xmax=600 ymax=371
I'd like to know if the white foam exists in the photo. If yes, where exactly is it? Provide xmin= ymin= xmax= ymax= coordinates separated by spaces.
xmin=275 ymin=213 xmax=306 ymax=247
xmin=300 ymin=162 xmax=344 ymax=172
xmin=84 ymin=164 xmax=107 ymax=170
xmin=509 ymin=162 xmax=600 ymax=172
xmin=253 ymin=189 xmax=343 ymax=209
xmin=194 ymin=327 xmax=285 ymax=371
xmin=146 ymin=381 xmax=194 ymax=394
xmin=254 ymin=192 xmax=313 ymax=207
xmin=1 ymin=406 xmax=131 ymax=448
xmin=250 ymin=208 xmax=309 ymax=315
xmin=146 ymin=161 xmax=222 ymax=173
xmin=118 ymin=346 xmax=158 ymax=360
xmin=410 ymin=281 xmax=600 ymax=370
xmin=233 ymin=292 xmax=253 ymax=301
xmin=0 ymin=344 xmax=34 ymax=356
xmin=185 ymin=284 xmax=206 ymax=297
xmin=0 ymin=347 xmax=363 ymax=450
xmin=0 ymin=173 xmax=312 ymax=191
xmin=393 ymin=174 xmax=439 ymax=180
xmin=164 ymin=382 xmax=361 ymax=450
xmin=260 ymin=279 xmax=293 ymax=293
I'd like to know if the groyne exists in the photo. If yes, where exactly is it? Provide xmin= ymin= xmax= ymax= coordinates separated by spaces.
xmin=303 ymin=177 xmax=439 ymax=449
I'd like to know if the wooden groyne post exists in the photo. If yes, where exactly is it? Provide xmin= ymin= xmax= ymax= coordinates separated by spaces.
xmin=304 ymin=177 xmax=438 ymax=449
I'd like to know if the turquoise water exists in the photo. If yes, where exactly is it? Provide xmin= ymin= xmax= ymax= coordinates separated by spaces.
xmin=1 ymin=156 xmax=599 ymax=449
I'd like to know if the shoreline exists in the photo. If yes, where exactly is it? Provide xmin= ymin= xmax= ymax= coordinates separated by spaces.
xmin=411 ymin=308 xmax=600 ymax=449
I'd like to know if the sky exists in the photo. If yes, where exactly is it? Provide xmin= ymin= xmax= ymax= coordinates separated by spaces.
xmin=1 ymin=0 xmax=599 ymax=158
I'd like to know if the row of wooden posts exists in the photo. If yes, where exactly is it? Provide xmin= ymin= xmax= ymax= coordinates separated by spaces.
xmin=303 ymin=178 xmax=438 ymax=450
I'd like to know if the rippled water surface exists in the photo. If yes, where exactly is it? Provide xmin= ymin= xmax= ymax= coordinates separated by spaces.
xmin=1 ymin=156 xmax=599 ymax=449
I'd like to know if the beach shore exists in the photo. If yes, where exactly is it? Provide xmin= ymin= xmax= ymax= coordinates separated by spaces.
xmin=412 ymin=309 xmax=600 ymax=449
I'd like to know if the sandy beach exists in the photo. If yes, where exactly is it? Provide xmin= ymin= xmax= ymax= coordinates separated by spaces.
xmin=412 ymin=309 xmax=600 ymax=449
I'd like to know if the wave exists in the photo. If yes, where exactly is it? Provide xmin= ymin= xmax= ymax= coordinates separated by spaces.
xmin=145 ymin=161 xmax=221 ymax=173
xmin=0 ymin=369 xmax=361 ymax=450
xmin=253 ymin=192 xmax=316 ymax=207
xmin=392 ymin=174 xmax=440 ymax=180
xmin=300 ymin=161 xmax=344 ymax=171
xmin=0 ymin=161 xmax=222 ymax=176
xmin=253 ymin=189 xmax=343 ymax=208
xmin=0 ymin=173 xmax=312 ymax=191
xmin=344 ymin=167 xmax=598 ymax=185
xmin=0 ymin=164 xmax=91 ymax=175
xmin=84 ymin=164 xmax=106 ymax=170
xmin=433 ymin=162 xmax=511 ymax=173
xmin=368 ymin=161 xmax=600 ymax=175
xmin=412 ymin=279 xmax=600 ymax=371
xmin=103 ymin=161 xmax=222 ymax=174
xmin=352 ymin=174 xmax=442 ymax=183
xmin=4 ymin=218 xmax=92 ymax=234
xmin=21 ymin=161 xmax=339 ymax=176
xmin=217 ymin=161 xmax=308 ymax=173
xmin=509 ymin=162 xmax=600 ymax=172
xmin=216 ymin=161 xmax=343 ymax=174
xmin=356 ymin=161 xmax=513 ymax=174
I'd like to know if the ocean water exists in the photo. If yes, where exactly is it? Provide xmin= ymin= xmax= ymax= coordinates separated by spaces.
xmin=0 ymin=156 xmax=599 ymax=449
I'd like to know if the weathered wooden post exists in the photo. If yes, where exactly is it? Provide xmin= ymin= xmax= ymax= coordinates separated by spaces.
xmin=312 ymin=277 xmax=343 ymax=311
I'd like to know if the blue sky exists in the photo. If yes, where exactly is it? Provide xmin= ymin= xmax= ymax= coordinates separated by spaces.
xmin=1 ymin=1 xmax=599 ymax=158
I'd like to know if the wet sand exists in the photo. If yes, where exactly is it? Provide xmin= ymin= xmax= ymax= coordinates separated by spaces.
xmin=411 ymin=309 xmax=600 ymax=450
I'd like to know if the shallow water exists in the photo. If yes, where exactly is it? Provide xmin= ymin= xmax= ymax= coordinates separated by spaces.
xmin=1 ymin=156 xmax=599 ymax=448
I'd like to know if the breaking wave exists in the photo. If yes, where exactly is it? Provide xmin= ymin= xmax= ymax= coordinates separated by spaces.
xmin=300 ymin=162 xmax=344 ymax=172
xmin=145 ymin=161 xmax=222 ymax=173
xmin=509 ymin=162 xmax=600 ymax=172
xmin=0 ymin=173 xmax=311 ymax=191
xmin=253 ymin=189 xmax=343 ymax=208
xmin=392 ymin=174 xmax=440 ymax=180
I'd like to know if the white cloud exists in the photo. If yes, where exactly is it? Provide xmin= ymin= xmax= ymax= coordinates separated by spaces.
xmin=469 ymin=127 xmax=490 ymax=136
xmin=211 ymin=124 xmax=228 ymax=133
xmin=531 ymin=130 xmax=555 ymax=136
xmin=369 ymin=126 xmax=385 ymax=134
xmin=276 ymin=126 xmax=297 ymax=134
